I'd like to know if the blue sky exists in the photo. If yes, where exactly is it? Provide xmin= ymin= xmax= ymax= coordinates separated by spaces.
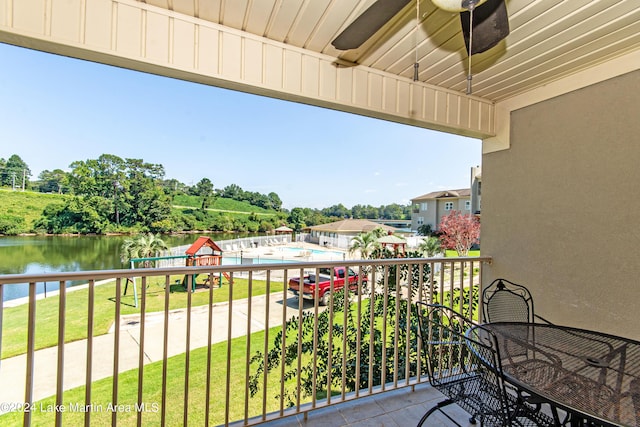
xmin=0 ymin=42 xmax=481 ymax=210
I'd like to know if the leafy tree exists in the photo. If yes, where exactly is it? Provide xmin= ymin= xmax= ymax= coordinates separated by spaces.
xmin=380 ymin=203 xmax=405 ymax=220
xmin=220 ymin=183 xmax=244 ymax=200
xmin=322 ymin=204 xmax=350 ymax=218
xmin=259 ymin=220 xmax=275 ymax=232
xmin=249 ymin=291 xmax=421 ymax=405
xmin=161 ymin=178 xmax=188 ymax=195
xmin=417 ymin=224 xmax=434 ymax=236
xmin=418 ymin=236 xmax=442 ymax=257
xmin=0 ymin=214 xmax=26 ymax=235
xmin=267 ymin=192 xmax=282 ymax=211
xmin=248 ymin=253 xmax=446 ymax=406
xmin=122 ymin=158 xmax=169 ymax=229
xmin=34 ymin=196 xmax=107 ymax=234
xmin=64 ymin=155 xmax=171 ymax=231
xmin=351 ymin=204 xmax=379 ymax=219
xmin=288 ymin=207 xmax=306 ymax=231
xmin=119 ymin=233 xmax=168 ymax=267
xmin=215 ymin=214 xmax=234 ymax=232
xmin=38 ymin=169 xmax=69 ymax=194
xmin=348 ymin=229 xmax=385 ymax=259
xmin=193 ymin=178 xmax=215 ymax=209
xmin=438 ymin=211 xmax=480 ymax=256
xmin=1 ymin=154 xmax=30 ymax=188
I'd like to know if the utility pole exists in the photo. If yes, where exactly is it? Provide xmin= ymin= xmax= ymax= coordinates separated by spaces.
xmin=11 ymin=171 xmax=16 ymax=190
xmin=22 ymin=168 xmax=26 ymax=191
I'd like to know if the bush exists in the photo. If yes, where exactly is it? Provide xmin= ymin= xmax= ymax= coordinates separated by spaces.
xmin=0 ymin=214 xmax=26 ymax=235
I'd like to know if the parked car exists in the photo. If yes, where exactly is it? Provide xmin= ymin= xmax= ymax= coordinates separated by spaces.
xmin=288 ymin=266 xmax=368 ymax=306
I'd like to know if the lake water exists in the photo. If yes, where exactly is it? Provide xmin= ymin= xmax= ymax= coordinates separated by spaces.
xmin=0 ymin=233 xmax=256 ymax=301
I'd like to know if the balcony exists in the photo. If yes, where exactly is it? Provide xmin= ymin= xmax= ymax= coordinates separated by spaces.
xmin=0 ymin=256 xmax=489 ymax=426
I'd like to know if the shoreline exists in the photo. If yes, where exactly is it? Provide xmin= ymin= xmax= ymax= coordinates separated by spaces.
xmin=2 ymin=240 xmax=350 ymax=308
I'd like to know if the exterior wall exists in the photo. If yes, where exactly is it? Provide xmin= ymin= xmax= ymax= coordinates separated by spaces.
xmin=411 ymin=201 xmax=438 ymax=230
xmin=411 ymin=196 xmax=471 ymax=231
xmin=482 ymin=70 xmax=640 ymax=339
xmin=470 ymin=166 xmax=481 ymax=214
xmin=435 ymin=198 xmax=470 ymax=228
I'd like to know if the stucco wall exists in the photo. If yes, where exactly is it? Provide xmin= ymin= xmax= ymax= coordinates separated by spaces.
xmin=482 ymin=70 xmax=640 ymax=339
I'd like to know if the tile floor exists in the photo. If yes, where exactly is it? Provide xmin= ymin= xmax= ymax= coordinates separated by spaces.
xmin=253 ymin=384 xmax=477 ymax=427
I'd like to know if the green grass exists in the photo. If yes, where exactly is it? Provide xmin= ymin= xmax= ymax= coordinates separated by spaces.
xmin=0 ymin=300 xmax=373 ymax=426
xmin=0 ymin=188 xmax=68 ymax=230
xmin=0 ymin=287 xmax=478 ymax=426
xmin=172 ymin=194 xmax=277 ymax=216
xmin=445 ymin=249 xmax=481 ymax=257
xmin=1 ymin=275 xmax=283 ymax=359
xmin=0 ymin=328 xmax=289 ymax=426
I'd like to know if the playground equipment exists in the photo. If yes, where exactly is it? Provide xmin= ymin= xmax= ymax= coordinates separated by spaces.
xmin=127 ymin=236 xmax=231 ymax=307
xmin=183 ymin=236 xmax=232 ymax=291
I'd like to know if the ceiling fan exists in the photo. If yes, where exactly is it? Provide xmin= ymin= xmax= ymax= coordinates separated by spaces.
xmin=331 ymin=0 xmax=510 ymax=94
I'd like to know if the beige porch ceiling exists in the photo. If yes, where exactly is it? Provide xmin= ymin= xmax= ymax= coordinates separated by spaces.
xmin=0 ymin=0 xmax=638 ymax=148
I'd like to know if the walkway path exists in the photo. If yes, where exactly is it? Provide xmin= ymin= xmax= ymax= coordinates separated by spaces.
xmin=0 ymin=292 xmax=316 ymax=412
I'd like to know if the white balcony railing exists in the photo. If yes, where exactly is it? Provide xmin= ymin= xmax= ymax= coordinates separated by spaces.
xmin=0 ymin=256 xmax=490 ymax=426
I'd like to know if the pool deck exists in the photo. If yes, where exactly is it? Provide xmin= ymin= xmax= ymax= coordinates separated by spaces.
xmin=226 ymin=241 xmax=350 ymax=264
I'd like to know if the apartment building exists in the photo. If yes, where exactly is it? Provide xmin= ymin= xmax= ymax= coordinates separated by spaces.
xmin=411 ymin=166 xmax=481 ymax=232
xmin=410 ymin=188 xmax=471 ymax=232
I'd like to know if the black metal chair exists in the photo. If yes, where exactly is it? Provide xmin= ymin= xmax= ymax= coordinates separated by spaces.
xmin=481 ymin=279 xmax=575 ymax=424
xmin=415 ymin=302 xmax=555 ymax=426
xmin=481 ymin=278 xmax=552 ymax=324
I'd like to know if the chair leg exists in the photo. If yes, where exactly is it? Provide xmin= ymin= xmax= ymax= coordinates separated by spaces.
xmin=418 ymin=399 xmax=457 ymax=427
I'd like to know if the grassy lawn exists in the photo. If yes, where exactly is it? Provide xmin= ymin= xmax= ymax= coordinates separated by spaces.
xmin=0 ymin=286 xmax=479 ymax=426
xmin=0 ymin=299 xmax=382 ymax=426
xmin=445 ymin=249 xmax=481 ymax=257
xmin=0 ymin=328 xmax=288 ymax=426
xmin=0 ymin=188 xmax=68 ymax=230
xmin=1 ymin=275 xmax=282 ymax=359
xmin=172 ymin=194 xmax=276 ymax=216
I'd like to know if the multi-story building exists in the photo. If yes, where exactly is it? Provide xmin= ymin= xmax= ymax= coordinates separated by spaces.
xmin=470 ymin=165 xmax=482 ymax=215
xmin=411 ymin=166 xmax=482 ymax=232
xmin=410 ymin=188 xmax=471 ymax=232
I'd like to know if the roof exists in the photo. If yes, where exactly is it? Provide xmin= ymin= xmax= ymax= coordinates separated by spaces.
xmin=307 ymin=219 xmax=398 ymax=234
xmin=377 ymin=235 xmax=407 ymax=244
xmin=185 ymin=236 xmax=223 ymax=256
xmin=411 ymin=189 xmax=471 ymax=201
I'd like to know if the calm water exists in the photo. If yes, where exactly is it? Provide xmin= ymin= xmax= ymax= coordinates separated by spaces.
xmin=0 ymin=233 xmax=256 ymax=301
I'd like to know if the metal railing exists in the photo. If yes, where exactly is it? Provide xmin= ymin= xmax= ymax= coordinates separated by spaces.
xmin=0 ymin=256 xmax=490 ymax=426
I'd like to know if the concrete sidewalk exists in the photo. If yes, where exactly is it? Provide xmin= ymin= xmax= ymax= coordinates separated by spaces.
xmin=0 ymin=292 xmax=316 ymax=411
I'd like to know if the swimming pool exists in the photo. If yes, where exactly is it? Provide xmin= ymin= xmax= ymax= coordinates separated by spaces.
xmin=276 ymin=247 xmax=344 ymax=257
xmin=222 ymin=246 xmax=345 ymax=265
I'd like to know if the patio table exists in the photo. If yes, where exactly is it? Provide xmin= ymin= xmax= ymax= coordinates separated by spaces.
xmin=473 ymin=322 xmax=640 ymax=426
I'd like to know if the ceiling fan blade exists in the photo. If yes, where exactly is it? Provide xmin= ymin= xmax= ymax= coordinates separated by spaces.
xmin=460 ymin=0 xmax=509 ymax=55
xmin=332 ymin=0 xmax=412 ymax=50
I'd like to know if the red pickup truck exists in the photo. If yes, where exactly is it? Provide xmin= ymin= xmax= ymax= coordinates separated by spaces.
xmin=288 ymin=266 xmax=368 ymax=306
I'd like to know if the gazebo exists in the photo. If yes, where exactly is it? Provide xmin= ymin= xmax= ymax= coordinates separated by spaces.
xmin=274 ymin=225 xmax=293 ymax=235
xmin=377 ymin=234 xmax=407 ymax=255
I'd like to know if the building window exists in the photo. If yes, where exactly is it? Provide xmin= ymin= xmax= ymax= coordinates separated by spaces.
xmin=417 ymin=216 xmax=424 ymax=225
xmin=465 ymin=200 xmax=471 ymax=210
xmin=445 ymin=202 xmax=454 ymax=210
xmin=420 ymin=202 xmax=428 ymax=211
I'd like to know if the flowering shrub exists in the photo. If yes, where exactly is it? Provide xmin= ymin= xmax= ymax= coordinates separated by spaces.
xmin=438 ymin=211 xmax=480 ymax=256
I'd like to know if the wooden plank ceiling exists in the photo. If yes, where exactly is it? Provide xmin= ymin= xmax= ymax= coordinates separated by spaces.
xmin=137 ymin=0 xmax=640 ymax=102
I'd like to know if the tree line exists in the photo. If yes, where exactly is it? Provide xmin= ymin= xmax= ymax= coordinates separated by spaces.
xmin=0 ymin=153 xmax=411 ymax=235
